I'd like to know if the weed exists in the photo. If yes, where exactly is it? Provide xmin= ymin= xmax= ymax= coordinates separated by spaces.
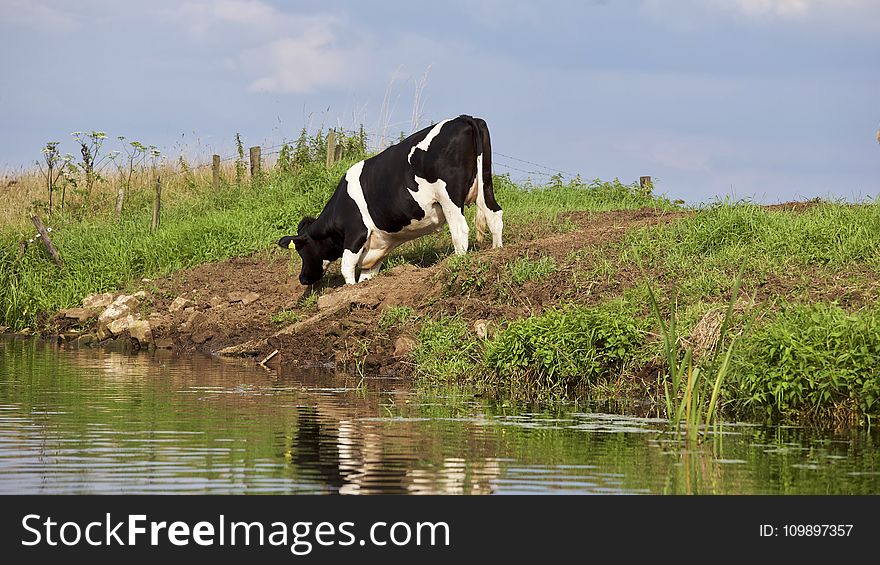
xmin=379 ymin=306 xmax=416 ymax=330
xmin=413 ymin=316 xmax=483 ymax=381
xmin=646 ymin=265 xmax=746 ymax=440
xmin=443 ymin=255 xmax=491 ymax=295
xmin=271 ymin=310 xmax=300 ymax=325
xmin=507 ymin=255 xmax=557 ymax=285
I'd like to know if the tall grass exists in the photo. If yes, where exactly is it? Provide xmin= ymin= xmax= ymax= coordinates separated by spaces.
xmin=0 ymin=158 xmax=354 ymax=329
xmin=646 ymin=265 xmax=746 ymax=440
xmin=495 ymin=174 xmax=675 ymax=227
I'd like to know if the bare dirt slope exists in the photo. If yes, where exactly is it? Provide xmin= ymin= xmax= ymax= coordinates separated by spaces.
xmin=132 ymin=207 xmax=680 ymax=372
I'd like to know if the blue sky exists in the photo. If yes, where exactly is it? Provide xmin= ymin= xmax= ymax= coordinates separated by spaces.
xmin=1 ymin=0 xmax=878 ymax=203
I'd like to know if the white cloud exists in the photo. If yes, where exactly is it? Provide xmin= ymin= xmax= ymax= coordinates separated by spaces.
xmin=0 ymin=0 xmax=79 ymax=33
xmin=641 ymin=0 xmax=880 ymax=31
xmin=171 ymin=0 xmax=339 ymax=41
xmin=242 ymin=32 xmax=351 ymax=94
xmin=167 ymin=0 xmax=357 ymax=94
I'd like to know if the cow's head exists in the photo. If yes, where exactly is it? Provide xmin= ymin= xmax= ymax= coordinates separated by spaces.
xmin=278 ymin=216 xmax=327 ymax=285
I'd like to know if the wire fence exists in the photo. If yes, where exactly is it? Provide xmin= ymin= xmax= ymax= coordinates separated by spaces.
xmin=157 ymin=127 xmax=583 ymax=185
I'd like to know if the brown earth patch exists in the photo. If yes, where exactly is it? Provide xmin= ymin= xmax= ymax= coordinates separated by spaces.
xmin=120 ymin=207 xmax=683 ymax=372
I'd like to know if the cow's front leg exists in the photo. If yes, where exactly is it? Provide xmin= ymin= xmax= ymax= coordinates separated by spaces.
xmin=341 ymin=248 xmax=363 ymax=285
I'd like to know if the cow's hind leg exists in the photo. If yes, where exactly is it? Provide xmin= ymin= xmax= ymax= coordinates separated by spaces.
xmin=475 ymin=205 xmax=487 ymax=245
xmin=358 ymin=260 xmax=383 ymax=283
xmin=440 ymin=200 xmax=470 ymax=255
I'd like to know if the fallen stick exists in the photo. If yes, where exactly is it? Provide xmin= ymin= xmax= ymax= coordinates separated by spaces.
xmin=259 ymin=349 xmax=279 ymax=366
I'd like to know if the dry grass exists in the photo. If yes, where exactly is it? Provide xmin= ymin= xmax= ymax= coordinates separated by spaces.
xmin=0 ymin=158 xmax=274 ymax=232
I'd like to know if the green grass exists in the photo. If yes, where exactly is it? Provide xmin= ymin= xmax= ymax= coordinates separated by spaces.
xmin=625 ymin=200 xmax=880 ymax=277
xmin=413 ymin=316 xmax=484 ymax=381
xmin=271 ymin=309 xmax=301 ymax=325
xmin=378 ymin=306 xmax=416 ymax=330
xmin=507 ymin=256 xmax=557 ymax=285
xmin=494 ymin=174 xmax=674 ymax=222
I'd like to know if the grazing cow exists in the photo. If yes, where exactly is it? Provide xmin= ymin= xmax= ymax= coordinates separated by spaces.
xmin=278 ymin=115 xmax=503 ymax=285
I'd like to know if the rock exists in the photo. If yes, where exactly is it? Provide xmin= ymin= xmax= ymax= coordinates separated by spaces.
xmin=128 ymin=319 xmax=153 ymax=344
xmin=133 ymin=290 xmax=147 ymax=300
xmin=179 ymin=311 xmax=206 ymax=333
xmin=363 ymin=353 xmax=384 ymax=369
xmin=192 ymin=330 xmax=213 ymax=344
xmin=393 ymin=335 xmax=419 ymax=357
xmin=76 ymin=334 xmax=95 ymax=347
xmin=82 ymin=292 xmax=113 ymax=310
xmin=209 ymin=295 xmax=226 ymax=308
xmin=169 ymin=296 xmax=190 ymax=312
xmin=154 ymin=338 xmax=174 ymax=349
xmin=473 ymin=319 xmax=489 ymax=339
xmin=97 ymin=295 xmax=140 ymax=338
xmin=107 ymin=314 xmax=136 ymax=337
xmin=60 ymin=308 xmax=94 ymax=322
xmin=228 ymin=291 xmax=260 ymax=306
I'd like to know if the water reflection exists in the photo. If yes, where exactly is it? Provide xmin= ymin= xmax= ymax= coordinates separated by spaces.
xmin=1 ymin=338 xmax=879 ymax=494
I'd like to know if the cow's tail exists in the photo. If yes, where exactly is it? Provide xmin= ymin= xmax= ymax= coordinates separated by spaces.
xmin=460 ymin=115 xmax=503 ymax=247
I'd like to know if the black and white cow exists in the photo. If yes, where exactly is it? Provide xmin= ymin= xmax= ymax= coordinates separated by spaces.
xmin=278 ymin=115 xmax=503 ymax=286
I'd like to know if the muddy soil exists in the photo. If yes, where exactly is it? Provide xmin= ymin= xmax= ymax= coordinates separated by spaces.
xmin=92 ymin=207 xmax=679 ymax=373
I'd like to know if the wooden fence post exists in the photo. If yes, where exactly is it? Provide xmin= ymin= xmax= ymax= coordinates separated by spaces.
xmin=639 ymin=176 xmax=652 ymax=190
xmin=30 ymin=215 xmax=63 ymax=269
xmin=115 ymin=186 xmax=125 ymax=216
xmin=325 ymin=129 xmax=336 ymax=168
xmin=249 ymin=146 xmax=261 ymax=182
xmin=334 ymin=143 xmax=343 ymax=163
xmin=151 ymin=176 xmax=162 ymax=232
xmin=212 ymin=154 xmax=220 ymax=190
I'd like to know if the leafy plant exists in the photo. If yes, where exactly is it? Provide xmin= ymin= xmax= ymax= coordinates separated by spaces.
xmin=443 ymin=255 xmax=491 ymax=295
xmin=732 ymin=303 xmax=880 ymax=421
xmin=485 ymin=302 xmax=644 ymax=385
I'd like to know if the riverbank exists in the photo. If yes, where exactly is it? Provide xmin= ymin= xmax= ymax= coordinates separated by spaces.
xmin=24 ymin=198 xmax=880 ymax=425
xmin=5 ymin=140 xmax=880 ymax=424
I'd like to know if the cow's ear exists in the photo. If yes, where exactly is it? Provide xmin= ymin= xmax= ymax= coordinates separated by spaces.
xmin=278 ymin=234 xmax=308 ymax=249
xmin=298 ymin=216 xmax=317 ymax=234
xmin=292 ymin=234 xmax=309 ymax=247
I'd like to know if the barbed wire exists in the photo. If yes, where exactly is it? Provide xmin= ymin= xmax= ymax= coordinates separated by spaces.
xmin=493 ymin=151 xmax=579 ymax=178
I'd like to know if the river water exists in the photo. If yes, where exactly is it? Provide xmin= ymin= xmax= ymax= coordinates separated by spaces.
xmin=1 ymin=337 xmax=878 ymax=494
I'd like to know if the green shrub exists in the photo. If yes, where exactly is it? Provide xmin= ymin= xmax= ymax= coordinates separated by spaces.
xmin=732 ymin=303 xmax=880 ymax=419
xmin=485 ymin=303 xmax=644 ymax=384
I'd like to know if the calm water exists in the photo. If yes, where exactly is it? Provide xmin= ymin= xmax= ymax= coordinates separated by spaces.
xmin=1 ymin=337 xmax=878 ymax=494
